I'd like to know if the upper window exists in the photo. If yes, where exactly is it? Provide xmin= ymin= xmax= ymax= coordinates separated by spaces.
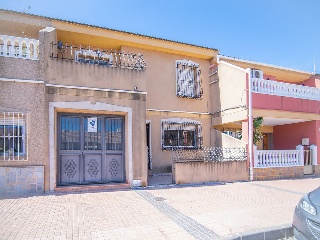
xmin=162 ymin=119 xmax=202 ymax=149
xmin=176 ymin=60 xmax=202 ymax=99
xmin=0 ymin=111 xmax=27 ymax=161
xmin=223 ymin=130 xmax=242 ymax=140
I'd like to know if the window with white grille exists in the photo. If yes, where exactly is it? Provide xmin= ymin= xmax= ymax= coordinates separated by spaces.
xmin=176 ymin=60 xmax=202 ymax=99
xmin=162 ymin=119 xmax=202 ymax=149
xmin=0 ymin=112 xmax=27 ymax=161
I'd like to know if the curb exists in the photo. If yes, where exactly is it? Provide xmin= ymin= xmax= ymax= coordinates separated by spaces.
xmin=224 ymin=224 xmax=293 ymax=240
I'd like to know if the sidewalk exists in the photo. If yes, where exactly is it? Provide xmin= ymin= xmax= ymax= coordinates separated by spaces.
xmin=0 ymin=178 xmax=319 ymax=240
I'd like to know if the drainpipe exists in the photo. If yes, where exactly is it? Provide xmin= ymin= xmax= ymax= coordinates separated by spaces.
xmin=247 ymin=68 xmax=253 ymax=181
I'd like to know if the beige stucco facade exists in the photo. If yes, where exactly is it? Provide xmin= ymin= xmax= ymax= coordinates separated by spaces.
xmin=174 ymin=161 xmax=248 ymax=184
xmin=0 ymin=10 xmax=221 ymax=194
xmin=137 ymin=46 xmax=215 ymax=172
xmin=211 ymin=61 xmax=248 ymax=126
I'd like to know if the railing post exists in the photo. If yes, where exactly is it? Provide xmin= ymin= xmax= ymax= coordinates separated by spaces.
xmin=18 ymin=39 xmax=23 ymax=58
xmin=3 ymin=36 xmax=7 ymax=56
xmin=7 ymin=37 xmax=13 ymax=57
xmin=296 ymin=145 xmax=304 ymax=166
xmin=310 ymin=145 xmax=318 ymax=165
xmin=33 ymin=40 xmax=37 ymax=60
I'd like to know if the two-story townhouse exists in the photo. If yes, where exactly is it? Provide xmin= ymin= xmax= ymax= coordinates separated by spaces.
xmin=0 ymin=9 xmax=219 ymax=196
xmin=213 ymin=55 xmax=320 ymax=181
xmin=0 ymin=10 xmax=149 ymax=194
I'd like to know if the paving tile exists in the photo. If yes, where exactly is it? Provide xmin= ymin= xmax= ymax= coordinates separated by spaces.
xmin=0 ymin=178 xmax=319 ymax=239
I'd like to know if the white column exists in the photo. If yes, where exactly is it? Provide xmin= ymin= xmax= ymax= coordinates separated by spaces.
xmin=310 ymin=145 xmax=318 ymax=165
xmin=33 ymin=40 xmax=38 ymax=60
xmin=1 ymin=36 xmax=7 ymax=56
xmin=25 ymin=39 xmax=30 ymax=59
xmin=247 ymin=68 xmax=253 ymax=180
xmin=4 ymin=37 xmax=11 ymax=56
xmin=296 ymin=145 xmax=304 ymax=166
xmin=18 ymin=39 xmax=23 ymax=57
xmin=253 ymin=145 xmax=258 ymax=167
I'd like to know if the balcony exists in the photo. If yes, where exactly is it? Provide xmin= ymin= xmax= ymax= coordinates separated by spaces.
xmin=51 ymin=41 xmax=146 ymax=71
xmin=252 ymin=78 xmax=320 ymax=101
xmin=253 ymin=145 xmax=317 ymax=169
xmin=0 ymin=34 xmax=39 ymax=60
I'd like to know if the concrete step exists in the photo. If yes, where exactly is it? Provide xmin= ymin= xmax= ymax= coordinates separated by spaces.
xmin=55 ymin=183 xmax=131 ymax=193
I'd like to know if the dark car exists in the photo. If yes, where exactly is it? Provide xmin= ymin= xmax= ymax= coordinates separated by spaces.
xmin=293 ymin=187 xmax=320 ymax=240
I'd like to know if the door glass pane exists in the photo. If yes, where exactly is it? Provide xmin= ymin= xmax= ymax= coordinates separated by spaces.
xmin=60 ymin=116 xmax=80 ymax=150
xmin=84 ymin=117 xmax=102 ymax=150
xmin=105 ymin=118 xmax=123 ymax=150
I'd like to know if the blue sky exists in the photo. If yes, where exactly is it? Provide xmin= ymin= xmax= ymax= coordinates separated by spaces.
xmin=1 ymin=0 xmax=319 ymax=72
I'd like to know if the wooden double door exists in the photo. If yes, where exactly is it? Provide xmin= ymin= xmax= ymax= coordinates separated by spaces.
xmin=58 ymin=114 xmax=125 ymax=185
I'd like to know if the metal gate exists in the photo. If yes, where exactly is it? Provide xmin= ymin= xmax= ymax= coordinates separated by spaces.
xmin=58 ymin=114 xmax=125 ymax=185
xmin=304 ymin=149 xmax=313 ymax=175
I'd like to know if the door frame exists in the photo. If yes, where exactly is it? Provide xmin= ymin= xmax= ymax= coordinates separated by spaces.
xmin=49 ymin=101 xmax=133 ymax=191
xmin=146 ymin=120 xmax=152 ymax=170
xmin=57 ymin=113 xmax=125 ymax=185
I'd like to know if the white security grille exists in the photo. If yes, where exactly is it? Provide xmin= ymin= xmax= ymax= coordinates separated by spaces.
xmin=162 ymin=119 xmax=202 ymax=149
xmin=176 ymin=60 xmax=203 ymax=99
xmin=0 ymin=112 xmax=27 ymax=161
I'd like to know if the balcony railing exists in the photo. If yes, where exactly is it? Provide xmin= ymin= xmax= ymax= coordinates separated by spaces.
xmin=51 ymin=42 xmax=146 ymax=71
xmin=252 ymin=78 xmax=320 ymax=101
xmin=254 ymin=149 xmax=302 ymax=168
xmin=0 ymin=34 xmax=39 ymax=60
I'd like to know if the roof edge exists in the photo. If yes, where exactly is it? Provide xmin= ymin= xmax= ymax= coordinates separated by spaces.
xmin=0 ymin=9 xmax=218 ymax=52
xmin=219 ymin=55 xmax=312 ymax=75
xmin=218 ymin=60 xmax=248 ymax=73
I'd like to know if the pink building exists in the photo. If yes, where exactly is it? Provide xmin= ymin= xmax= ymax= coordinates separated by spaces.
xmin=213 ymin=56 xmax=320 ymax=180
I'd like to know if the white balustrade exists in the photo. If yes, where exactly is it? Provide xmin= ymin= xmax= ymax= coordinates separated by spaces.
xmin=253 ymin=146 xmax=303 ymax=168
xmin=0 ymin=34 xmax=39 ymax=60
xmin=252 ymin=78 xmax=320 ymax=101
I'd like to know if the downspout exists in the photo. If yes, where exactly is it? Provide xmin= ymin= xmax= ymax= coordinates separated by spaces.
xmin=210 ymin=54 xmax=220 ymax=147
xmin=247 ymin=68 xmax=253 ymax=181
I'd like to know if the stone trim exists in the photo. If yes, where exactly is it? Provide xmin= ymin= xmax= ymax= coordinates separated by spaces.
xmin=49 ymin=101 xmax=133 ymax=191
xmin=46 ymin=85 xmax=146 ymax=101
xmin=0 ymin=166 xmax=44 ymax=197
xmin=314 ymin=165 xmax=320 ymax=176
xmin=0 ymin=77 xmax=44 ymax=84
xmin=253 ymin=166 xmax=304 ymax=181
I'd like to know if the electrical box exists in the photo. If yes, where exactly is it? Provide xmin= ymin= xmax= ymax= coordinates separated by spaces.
xmin=251 ymin=69 xmax=263 ymax=79
xmin=301 ymin=138 xmax=309 ymax=146
xmin=132 ymin=179 xmax=142 ymax=187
